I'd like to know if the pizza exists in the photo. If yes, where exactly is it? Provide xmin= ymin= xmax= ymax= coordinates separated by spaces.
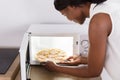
xmin=35 ymin=48 xmax=68 ymax=63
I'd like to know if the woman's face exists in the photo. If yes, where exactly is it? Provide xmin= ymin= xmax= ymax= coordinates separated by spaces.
xmin=60 ymin=6 xmax=86 ymax=24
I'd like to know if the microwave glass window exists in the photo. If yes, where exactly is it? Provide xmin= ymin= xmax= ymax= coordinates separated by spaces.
xmin=30 ymin=36 xmax=73 ymax=61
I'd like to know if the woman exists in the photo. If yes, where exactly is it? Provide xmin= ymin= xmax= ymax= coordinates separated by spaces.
xmin=44 ymin=0 xmax=120 ymax=79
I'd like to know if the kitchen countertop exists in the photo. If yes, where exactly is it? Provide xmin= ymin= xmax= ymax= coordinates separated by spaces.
xmin=26 ymin=65 xmax=101 ymax=80
xmin=0 ymin=54 xmax=20 ymax=80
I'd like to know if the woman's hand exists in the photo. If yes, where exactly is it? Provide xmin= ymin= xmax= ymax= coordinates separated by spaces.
xmin=60 ymin=55 xmax=82 ymax=66
xmin=43 ymin=61 xmax=58 ymax=72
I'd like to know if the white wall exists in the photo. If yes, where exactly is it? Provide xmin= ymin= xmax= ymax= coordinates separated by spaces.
xmin=0 ymin=0 xmax=73 ymax=48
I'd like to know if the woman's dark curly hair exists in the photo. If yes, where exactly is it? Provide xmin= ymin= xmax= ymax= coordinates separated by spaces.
xmin=54 ymin=0 xmax=107 ymax=11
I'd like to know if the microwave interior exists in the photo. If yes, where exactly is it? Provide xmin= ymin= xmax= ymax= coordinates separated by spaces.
xmin=29 ymin=35 xmax=75 ymax=65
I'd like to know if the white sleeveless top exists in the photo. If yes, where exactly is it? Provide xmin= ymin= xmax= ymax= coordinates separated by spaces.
xmin=89 ymin=1 xmax=120 ymax=80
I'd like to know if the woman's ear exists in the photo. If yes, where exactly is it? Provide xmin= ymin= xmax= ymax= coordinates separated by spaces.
xmin=67 ymin=6 xmax=76 ymax=10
